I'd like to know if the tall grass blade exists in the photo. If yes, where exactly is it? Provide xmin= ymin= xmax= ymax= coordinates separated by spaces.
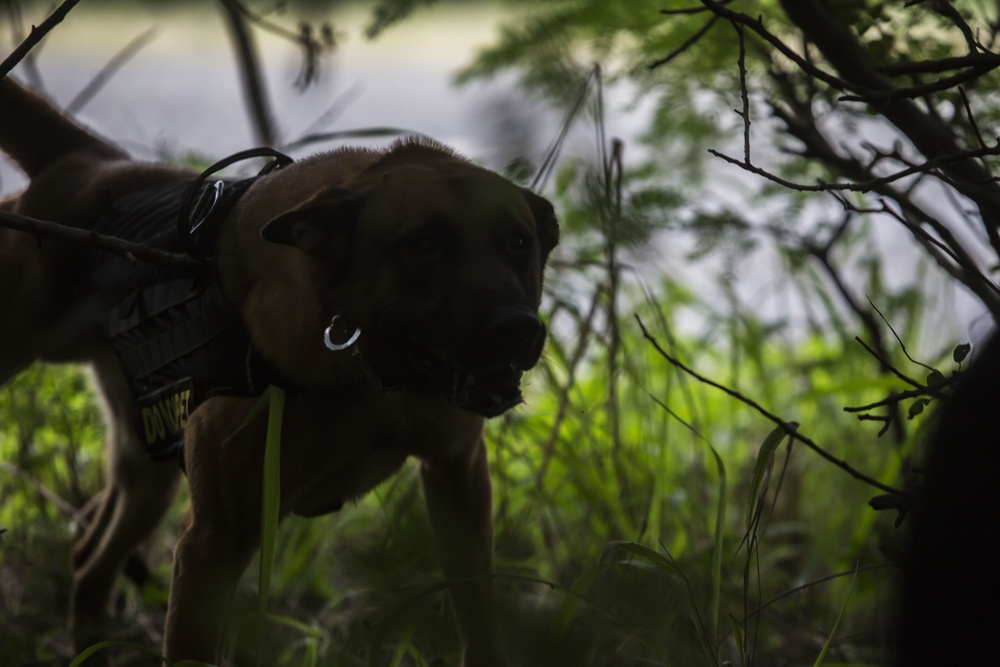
xmin=706 ymin=442 xmax=726 ymax=662
xmin=258 ymin=386 xmax=286 ymax=664
xmin=812 ymin=564 xmax=859 ymax=667
xmin=69 ymin=641 xmax=211 ymax=666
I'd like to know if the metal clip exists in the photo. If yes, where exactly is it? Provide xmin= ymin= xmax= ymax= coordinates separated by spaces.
xmin=323 ymin=315 xmax=361 ymax=351
xmin=189 ymin=180 xmax=225 ymax=236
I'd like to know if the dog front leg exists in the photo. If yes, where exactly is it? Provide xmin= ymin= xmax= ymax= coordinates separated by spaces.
xmin=163 ymin=399 xmax=263 ymax=664
xmin=420 ymin=436 xmax=502 ymax=667
xmin=164 ymin=516 xmax=257 ymax=662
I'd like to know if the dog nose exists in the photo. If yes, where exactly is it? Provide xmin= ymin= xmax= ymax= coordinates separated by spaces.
xmin=483 ymin=309 xmax=546 ymax=370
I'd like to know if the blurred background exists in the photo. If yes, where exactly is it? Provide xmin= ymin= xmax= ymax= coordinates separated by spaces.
xmin=2 ymin=1 xmax=995 ymax=665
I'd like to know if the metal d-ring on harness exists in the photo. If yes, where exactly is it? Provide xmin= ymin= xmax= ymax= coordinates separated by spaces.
xmin=177 ymin=146 xmax=295 ymax=261
xmin=322 ymin=314 xmax=401 ymax=394
xmin=90 ymin=147 xmax=295 ymax=464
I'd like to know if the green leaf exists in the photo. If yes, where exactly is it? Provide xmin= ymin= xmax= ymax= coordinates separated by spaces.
xmin=953 ymin=342 xmax=971 ymax=363
xmin=908 ymin=399 xmax=930 ymax=419
xmin=746 ymin=425 xmax=794 ymax=531
xmin=603 ymin=540 xmax=684 ymax=577
xmin=727 ymin=612 xmax=746 ymax=662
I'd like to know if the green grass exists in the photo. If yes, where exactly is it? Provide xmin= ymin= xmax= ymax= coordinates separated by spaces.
xmin=0 ymin=135 xmax=934 ymax=667
xmin=0 ymin=274 xmax=916 ymax=665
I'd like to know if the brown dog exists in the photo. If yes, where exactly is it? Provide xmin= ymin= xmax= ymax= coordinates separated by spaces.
xmin=0 ymin=76 xmax=557 ymax=665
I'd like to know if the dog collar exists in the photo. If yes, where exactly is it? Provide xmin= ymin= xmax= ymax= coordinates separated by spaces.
xmin=177 ymin=147 xmax=294 ymax=261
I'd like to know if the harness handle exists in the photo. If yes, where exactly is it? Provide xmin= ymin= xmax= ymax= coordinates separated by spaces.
xmin=177 ymin=147 xmax=294 ymax=261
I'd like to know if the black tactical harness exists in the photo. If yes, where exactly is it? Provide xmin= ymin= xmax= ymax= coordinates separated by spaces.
xmin=86 ymin=149 xmax=293 ymax=463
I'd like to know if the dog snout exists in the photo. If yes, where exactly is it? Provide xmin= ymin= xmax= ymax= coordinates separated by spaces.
xmin=482 ymin=308 xmax=546 ymax=371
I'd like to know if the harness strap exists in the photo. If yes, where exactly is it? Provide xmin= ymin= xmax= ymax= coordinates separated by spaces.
xmin=104 ymin=280 xmax=195 ymax=335
xmin=116 ymin=281 xmax=232 ymax=380
xmin=177 ymin=147 xmax=294 ymax=260
xmin=86 ymin=150 xmax=298 ymax=465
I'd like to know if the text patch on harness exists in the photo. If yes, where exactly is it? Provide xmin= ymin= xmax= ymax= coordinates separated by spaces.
xmin=138 ymin=377 xmax=194 ymax=452
xmin=85 ymin=180 xmax=282 ymax=464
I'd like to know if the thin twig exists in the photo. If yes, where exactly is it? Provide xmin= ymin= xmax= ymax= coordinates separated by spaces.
xmin=958 ymin=86 xmax=988 ymax=150
xmin=853 ymin=336 xmax=931 ymax=393
xmin=67 ymin=26 xmax=159 ymax=114
xmin=828 ymin=192 xmax=1000 ymax=317
xmin=0 ymin=0 xmax=82 ymax=80
xmin=605 ymin=142 xmax=623 ymax=467
xmin=844 ymin=375 xmax=960 ymax=413
xmin=739 ymin=563 xmax=888 ymax=624
xmin=881 ymin=51 xmax=1000 ymax=76
xmin=648 ymin=15 xmax=719 ymax=70
xmin=930 ymin=0 xmax=981 ymax=53
xmin=0 ymin=461 xmax=83 ymax=519
xmin=865 ymin=296 xmax=937 ymax=374
xmin=659 ymin=0 xmax=735 ymax=17
xmin=779 ymin=0 xmax=1000 ymax=256
xmin=838 ymin=64 xmax=994 ymax=102
xmin=4 ymin=0 xmax=45 ymax=90
xmin=733 ymin=21 xmax=751 ymax=164
xmin=295 ymin=82 xmax=364 ymax=138
xmin=225 ymin=0 xmax=338 ymax=90
xmin=0 ymin=210 xmax=199 ymax=269
xmin=691 ymin=0 xmax=853 ymax=93
xmin=535 ymin=288 xmax=601 ymax=490
xmin=531 ymin=64 xmax=600 ymax=191
xmin=708 ymin=139 xmax=1000 ymax=194
xmin=636 ymin=316 xmax=908 ymax=497
xmin=794 ymin=218 xmax=907 ymax=443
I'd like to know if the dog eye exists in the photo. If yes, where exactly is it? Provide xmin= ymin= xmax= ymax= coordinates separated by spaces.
xmin=406 ymin=233 xmax=444 ymax=258
xmin=506 ymin=233 xmax=529 ymax=253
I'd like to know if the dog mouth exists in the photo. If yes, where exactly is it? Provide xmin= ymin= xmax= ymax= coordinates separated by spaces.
xmin=455 ymin=363 xmax=525 ymax=417
xmin=403 ymin=344 xmax=525 ymax=418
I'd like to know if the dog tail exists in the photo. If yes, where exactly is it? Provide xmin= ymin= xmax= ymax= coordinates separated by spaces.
xmin=0 ymin=76 xmax=124 ymax=178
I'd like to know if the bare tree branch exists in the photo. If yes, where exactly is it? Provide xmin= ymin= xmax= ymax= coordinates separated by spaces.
xmin=777 ymin=0 xmax=1000 ymax=255
xmin=661 ymin=0 xmax=853 ymax=94
xmin=4 ymin=0 xmax=45 ymax=89
xmin=67 ymin=25 xmax=159 ymax=114
xmin=0 ymin=0 xmax=82 ymax=80
xmin=666 ymin=0 xmax=1000 ymax=303
xmin=0 ymin=210 xmax=199 ymax=269
xmin=647 ymin=15 xmax=719 ymax=70
xmin=839 ymin=64 xmax=995 ymax=103
xmin=707 ymin=140 xmax=1000 ymax=195
xmin=636 ymin=315 xmax=908 ymax=497
xmin=223 ymin=0 xmax=339 ymax=90
xmin=881 ymin=52 xmax=1000 ymax=76
xmin=219 ymin=0 xmax=277 ymax=147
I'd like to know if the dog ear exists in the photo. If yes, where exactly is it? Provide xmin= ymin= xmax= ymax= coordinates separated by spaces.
xmin=525 ymin=190 xmax=559 ymax=259
xmin=260 ymin=187 xmax=360 ymax=257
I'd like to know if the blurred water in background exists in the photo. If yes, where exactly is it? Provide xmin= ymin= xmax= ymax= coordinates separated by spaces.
xmin=0 ymin=3 xmax=561 ymax=192
xmin=0 ymin=2 xmax=988 ymax=346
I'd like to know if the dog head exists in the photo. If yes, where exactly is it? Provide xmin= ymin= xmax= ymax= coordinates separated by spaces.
xmin=233 ymin=139 xmax=558 ymax=417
